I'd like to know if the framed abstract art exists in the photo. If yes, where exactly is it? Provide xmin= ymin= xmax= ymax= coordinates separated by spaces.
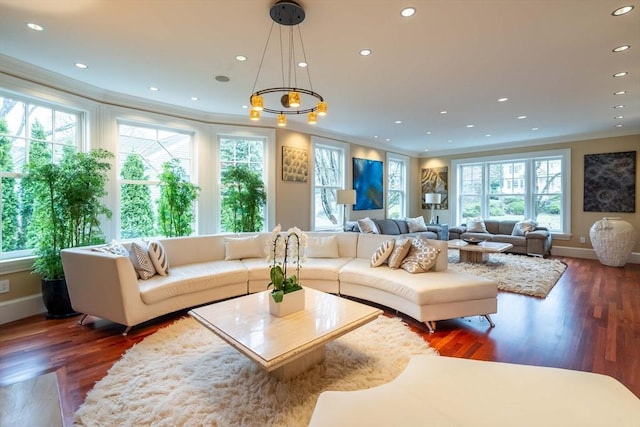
xmin=353 ymin=158 xmax=383 ymax=210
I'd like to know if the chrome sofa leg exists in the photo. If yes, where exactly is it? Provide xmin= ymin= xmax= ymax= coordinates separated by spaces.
xmin=122 ymin=326 xmax=132 ymax=336
xmin=425 ymin=321 xmax=436 ymax=334
xmin=484 ymin=314 xmax=495 ymax=328
xmin=78 ymin=313 xmax=88 ymax=325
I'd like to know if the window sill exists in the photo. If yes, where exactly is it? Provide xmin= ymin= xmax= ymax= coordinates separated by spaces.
xmin=0 ymin=256 xmax=35 ymax=275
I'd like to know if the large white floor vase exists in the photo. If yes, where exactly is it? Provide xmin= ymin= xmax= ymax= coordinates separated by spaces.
xmin=590 ymin=217 xmax=637 ymax=267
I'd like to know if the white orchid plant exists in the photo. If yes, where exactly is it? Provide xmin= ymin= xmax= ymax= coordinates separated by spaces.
xmin=266 ymin=225 xmax=307 ymax=303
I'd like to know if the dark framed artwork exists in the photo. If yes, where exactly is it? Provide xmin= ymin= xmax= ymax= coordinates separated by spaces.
xmin=421 ymin=167 xmax=449 ymax=209
xmin=282 ymin=146 xmax=308 ymax=182
xmin=584 ymin=151 xmax=636 ymax=212
xmin=353 ymin=158 xmax=383 ymax=210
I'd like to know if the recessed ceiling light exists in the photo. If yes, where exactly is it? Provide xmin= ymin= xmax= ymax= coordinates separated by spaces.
xmin=532 ymin=127 xmax=539 ymax=131
xmin=612 ymin=6 xmax=634 ymax=16
xmin=447 ymin=139 xmax=453 ymax=143
xmin=215 ymin=75 xmax=230 ymax=82
xmin=242 ymin=105 xmax=248 ymax=109
xmin=74 ymin=63 xmax=88 ymax=69
xmin=615 ymin=124 xmax=623 ymax=127
xmin=485 ymin=134 xmax=492 ymax=137
xmin=466 ymin=124 xmax=474 ymax=128
xmin=235 ymin=55 xmax=247 ymax=61
xmin=400 ymin=7 xmax=416 ymax=17
xmin=518 ymin=115 xmax=527 ymax=119
xmin=385 ymin=138 xmax=391 ymax=142
xmin=498 ymin=97 xmax=508 ymax=102
xmin=440 ymin=110 xmax=447 ymax=114
xmin=297 ymin=62 xmax=308 ymax=68
xmin=614 ymin=105 xmax=625 ymax=109
xmin=26 ymin=23 xmax=44 ymax=31
xmin=191 ymin=97 xmax=199 ymax=101
xmin=615 ymin=115 xmax=624 ymax=119
xmin=149 ymin=86 xmax=159 ymax=91
xmin=395 ymin=120 xmax=402 ymax=124
xmin=613 ymin=71 xmax=628 ymax=77
xmin=424 ymin=148 xmax=429 ymax=152
xmin=426 ymin=131 xmax=432 ymax=135
xmin=614 ymin=91 xmax=627 ymax=95
xmin=613 ymin=45 xmax=630 ymax=52
xmin=374 ymin=135 xmax=379 ymax=138
xmin=359 ymin=49 xmax=372 ymax=56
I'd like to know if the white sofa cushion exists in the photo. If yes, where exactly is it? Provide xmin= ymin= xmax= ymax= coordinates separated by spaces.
xmin=224 ymin=235 xmax=264 ymax=260
xmin=305 ymin=235 xmax=339 ymax=258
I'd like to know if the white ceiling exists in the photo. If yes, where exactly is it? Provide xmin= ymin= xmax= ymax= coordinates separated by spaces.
xmin=0 ymin=0 xmax=638 ymax=157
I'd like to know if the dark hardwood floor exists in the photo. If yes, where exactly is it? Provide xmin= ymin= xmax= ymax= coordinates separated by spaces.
xmin=1 ymin=256 xmax=639 ymax=426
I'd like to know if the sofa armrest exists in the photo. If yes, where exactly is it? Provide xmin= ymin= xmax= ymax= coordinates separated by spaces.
xmin=526 ymin=229 xmax=550 ymax=240
xmin=61 ymin=248 xmax=140 ymax=325
xmin=449 ymin=225 xmax=466 ymax=234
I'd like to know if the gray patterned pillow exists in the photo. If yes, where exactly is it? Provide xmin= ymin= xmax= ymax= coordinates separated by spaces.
xmin=405 ymin=216 xmax=428 ymax=232
xmin=370 ymin=239 xmax=395 ymax=267
xmin=387 ymin=237 xmax=413 ymax=269
xmin=512 ymin=220 xmax=537 ymax=236
xmin=147 ymin=240 xmax=169 ymax=276
xmin=357 ymin=217 xmax=379 ymax=234
xmin=129 ymin=241 xmax=156 ymax=280
xmin=400 ymin=237 xmax=441 ymax=274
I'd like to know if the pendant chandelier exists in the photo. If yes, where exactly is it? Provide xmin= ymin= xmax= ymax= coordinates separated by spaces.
xmin=249 ymin=0 xmax=327 ymax=127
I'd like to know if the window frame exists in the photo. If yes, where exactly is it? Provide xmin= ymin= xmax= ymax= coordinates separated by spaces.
xmin=452 ymin=149 xmax=571 ymax=238
xmin=386 ymin=153 xmax=408 ymax=219
xmin=311 ymin=137 xmax=349 ymax=231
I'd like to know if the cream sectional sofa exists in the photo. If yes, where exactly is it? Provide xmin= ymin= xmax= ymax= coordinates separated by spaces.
xmin=61 ymin=232 xmax=497 ymax=335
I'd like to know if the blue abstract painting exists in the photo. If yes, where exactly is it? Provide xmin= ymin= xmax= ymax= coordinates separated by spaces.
xmin=353 ymin=158 xmax=384 ymax=210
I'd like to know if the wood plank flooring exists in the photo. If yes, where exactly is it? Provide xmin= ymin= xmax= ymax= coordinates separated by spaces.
xmin=0 ymin=256 xmax=638 ymax=426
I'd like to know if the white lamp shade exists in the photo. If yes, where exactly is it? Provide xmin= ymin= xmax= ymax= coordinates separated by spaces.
xmin=337 ymin=189 xmax=356 ymax=205
xmin=424 ymin=193 xmax=442 ymax=204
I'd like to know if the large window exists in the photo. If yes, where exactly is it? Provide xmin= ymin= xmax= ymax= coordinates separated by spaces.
xmin=453 ymin=150 xmax=570 ymax=234
xmin=313 ymin=142 xmax=346 ymax=230
xmin=387 ymin=155 xmax=407 ymax=219
xmin=118 ymin=122 xmax=194 ymax=239
xmin=218 ymin=136 xmax=266 ymax=232
xmin=0 ymin=94 xmax=81 ymax=259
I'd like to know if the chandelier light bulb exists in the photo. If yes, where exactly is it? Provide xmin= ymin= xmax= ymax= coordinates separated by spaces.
xmin=308 ymin=111 xmax=318 ymax=124
xmin=317 ymin=101 xmax=327 ymax=116
xmin=249 ymin=109 xmax=260 ymax=121
xmin=277 ymin=113 xmax=287 ymax=127
xmin=288 ymin=91 xmax=301 ymax=108
xmin=250 ymin=94 xmax=264 ymax=111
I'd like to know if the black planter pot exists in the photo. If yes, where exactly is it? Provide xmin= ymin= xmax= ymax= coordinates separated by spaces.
xmin=41 ymin=278 xmax=79 ymax=319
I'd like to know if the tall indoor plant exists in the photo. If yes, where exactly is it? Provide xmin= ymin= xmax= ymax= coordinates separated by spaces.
xmin=220 ymin=165 xmax=266 ymax=232
xmin=157 ymin=158 xmax=200 ymax=237
xmin=23 ymin=148 xmax=113 ymax=317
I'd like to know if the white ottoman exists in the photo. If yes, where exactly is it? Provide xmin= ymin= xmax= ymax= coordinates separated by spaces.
xmin=309 ymin=355 xmax=640 ymax=427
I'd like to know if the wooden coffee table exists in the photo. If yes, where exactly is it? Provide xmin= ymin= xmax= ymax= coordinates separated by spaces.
xmin=189 ymin=288 xmax=381 ymax=379
xmin=448 ymin=239 xmax=514 ymax=263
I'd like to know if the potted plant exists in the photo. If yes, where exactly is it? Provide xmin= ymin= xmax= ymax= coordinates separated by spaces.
xmin=157 ymin=158 xmax=200 ymax=237
xmin=220 ymin=165 xmax=267 ymax=232
xmin=266 ymin=224 xmax=307 ymax=316
xmin=23 ymin=148 xmax=113 ymax=317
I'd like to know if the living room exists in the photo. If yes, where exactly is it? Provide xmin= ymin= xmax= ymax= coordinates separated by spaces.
xmin=0 ymin=1 xmax=639 ymax=425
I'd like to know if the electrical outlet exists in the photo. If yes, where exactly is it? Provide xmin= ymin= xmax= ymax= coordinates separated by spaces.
xmin=0 ymin=280 xmax=9 ymax=294
xmin=579 ymin=236 xmax=586 ymax=244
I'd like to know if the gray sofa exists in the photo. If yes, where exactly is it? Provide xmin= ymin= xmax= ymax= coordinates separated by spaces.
xmin=449 ymin=219 xmax=552 ymax=257
xmin=345 ymin=218 xmax=447 ymax=240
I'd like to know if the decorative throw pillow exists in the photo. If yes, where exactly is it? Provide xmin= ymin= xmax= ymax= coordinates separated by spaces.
xmin=129 ymin=241 xmax=156 ymax=280
xmin=305 ymin=235 xmax=339 ymax=258
xmin=224 ymin=235 xmax=264 ymax=260
xmin=357 ymin=217 xmax=379 ymax=234
xmin=92 ymin=239 xmax=129 ymax=257
xmin=466 ymin=216 xmax=488 ymax=233
xmin=405 ymin=216 xmax=428 ymax=233
xmin=147 ymin=240 xmax=169 ymax=276
xmin=370 ymin=239 xmax=395 ymax=267
xmin=387 ymin=237 xmax=413 ymax=269
xmin=512 ymin=219 xmax=537 ymax=236
xmin=400 ymin=237 xmax=441 ymax=274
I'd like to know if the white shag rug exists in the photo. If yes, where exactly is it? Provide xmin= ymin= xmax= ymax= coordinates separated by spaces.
xmin=448 ymin=250 xmax=567 ymax=298
xmin=75 ymin=316 xmax=436 ymax=427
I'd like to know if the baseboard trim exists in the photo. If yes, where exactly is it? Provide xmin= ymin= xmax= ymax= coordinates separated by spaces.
xmin=551 ymin=246 xmax=640 ymax=264
xmin=0 ymin=294 xmax=46 ymax=325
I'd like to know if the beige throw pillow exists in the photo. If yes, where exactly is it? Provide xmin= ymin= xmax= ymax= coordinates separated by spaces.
xmin=405 ymin=216 xmax=428 ymax=233
xmin=512 ymin=220 xmax=537 ymax=236
xmin=129 ymin=241 xmax=156 ymax=280
xmin=400 ymin=237 xmax=440 ymax=274
xmin=92 ymin=239 xmax=129 ymax=257
xmin=387 ymin=237 xmax=413 ymax=269
xmin=305 ymin=235 xmax=339 ymax=258
xmin=466 ymin=217 xmax=488 ymax=233
xmin=357 ymin=217 xmax=379 ymax=234
xmin=147 ymin=240 xmax=169 ymax=276
xmin=224 ymin=235 xmax=264 ymax=260
xmin=370 ymin=239 xmax=395 ymax=267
